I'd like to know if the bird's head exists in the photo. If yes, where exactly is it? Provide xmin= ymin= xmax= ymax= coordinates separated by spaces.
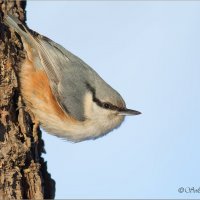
xmin=83 ymin=81 xmax=141 ymax=139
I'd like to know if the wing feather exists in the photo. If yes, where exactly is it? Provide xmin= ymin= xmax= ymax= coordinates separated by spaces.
xmin=34 ymin=36 xmax=92 ymax=121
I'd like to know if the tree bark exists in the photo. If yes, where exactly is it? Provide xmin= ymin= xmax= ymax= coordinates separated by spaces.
xmin=0 ymin=1 xmax=55 ymax=199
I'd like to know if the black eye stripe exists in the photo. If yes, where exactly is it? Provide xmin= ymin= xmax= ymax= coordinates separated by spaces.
xmin=94 ymin=98 xmax=121 ymax=111
xmin=85 ymin=82 xmax=123 ymax=111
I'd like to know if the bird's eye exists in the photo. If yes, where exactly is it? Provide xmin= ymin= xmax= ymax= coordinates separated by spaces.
xmin=103 ymin=103 xmax=111 ymax=109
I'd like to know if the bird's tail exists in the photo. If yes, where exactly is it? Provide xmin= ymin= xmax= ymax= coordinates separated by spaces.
xmin=4 ymin=14 xmax=34 ymax=43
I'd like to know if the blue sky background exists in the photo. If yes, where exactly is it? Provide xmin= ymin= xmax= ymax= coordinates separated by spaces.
xmin=27 ymin=1 xmax=200 ymax=199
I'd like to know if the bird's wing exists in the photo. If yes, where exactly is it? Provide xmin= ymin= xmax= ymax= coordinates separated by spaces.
xmin=35 ymin=36 xmax=93 ymax=121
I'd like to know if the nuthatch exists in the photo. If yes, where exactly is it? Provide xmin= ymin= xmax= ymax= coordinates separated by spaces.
xmin=4 ymin=14 xmax=141 ymax=142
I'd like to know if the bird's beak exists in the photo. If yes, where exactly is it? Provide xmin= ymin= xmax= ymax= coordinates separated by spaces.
xmin=118 ymin=109 xmax=141 ymax=116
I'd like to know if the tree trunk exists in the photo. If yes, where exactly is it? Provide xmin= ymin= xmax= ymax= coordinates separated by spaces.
xmin=0 ymin=1 xmax=55 ymax=199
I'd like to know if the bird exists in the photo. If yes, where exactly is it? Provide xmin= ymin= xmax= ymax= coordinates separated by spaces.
xmin=4 ymin=14 xmax=141 ymax=142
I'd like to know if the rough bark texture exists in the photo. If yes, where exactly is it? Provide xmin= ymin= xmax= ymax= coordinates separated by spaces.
xmin=0 ymin=1 xmax=55 ymax=199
